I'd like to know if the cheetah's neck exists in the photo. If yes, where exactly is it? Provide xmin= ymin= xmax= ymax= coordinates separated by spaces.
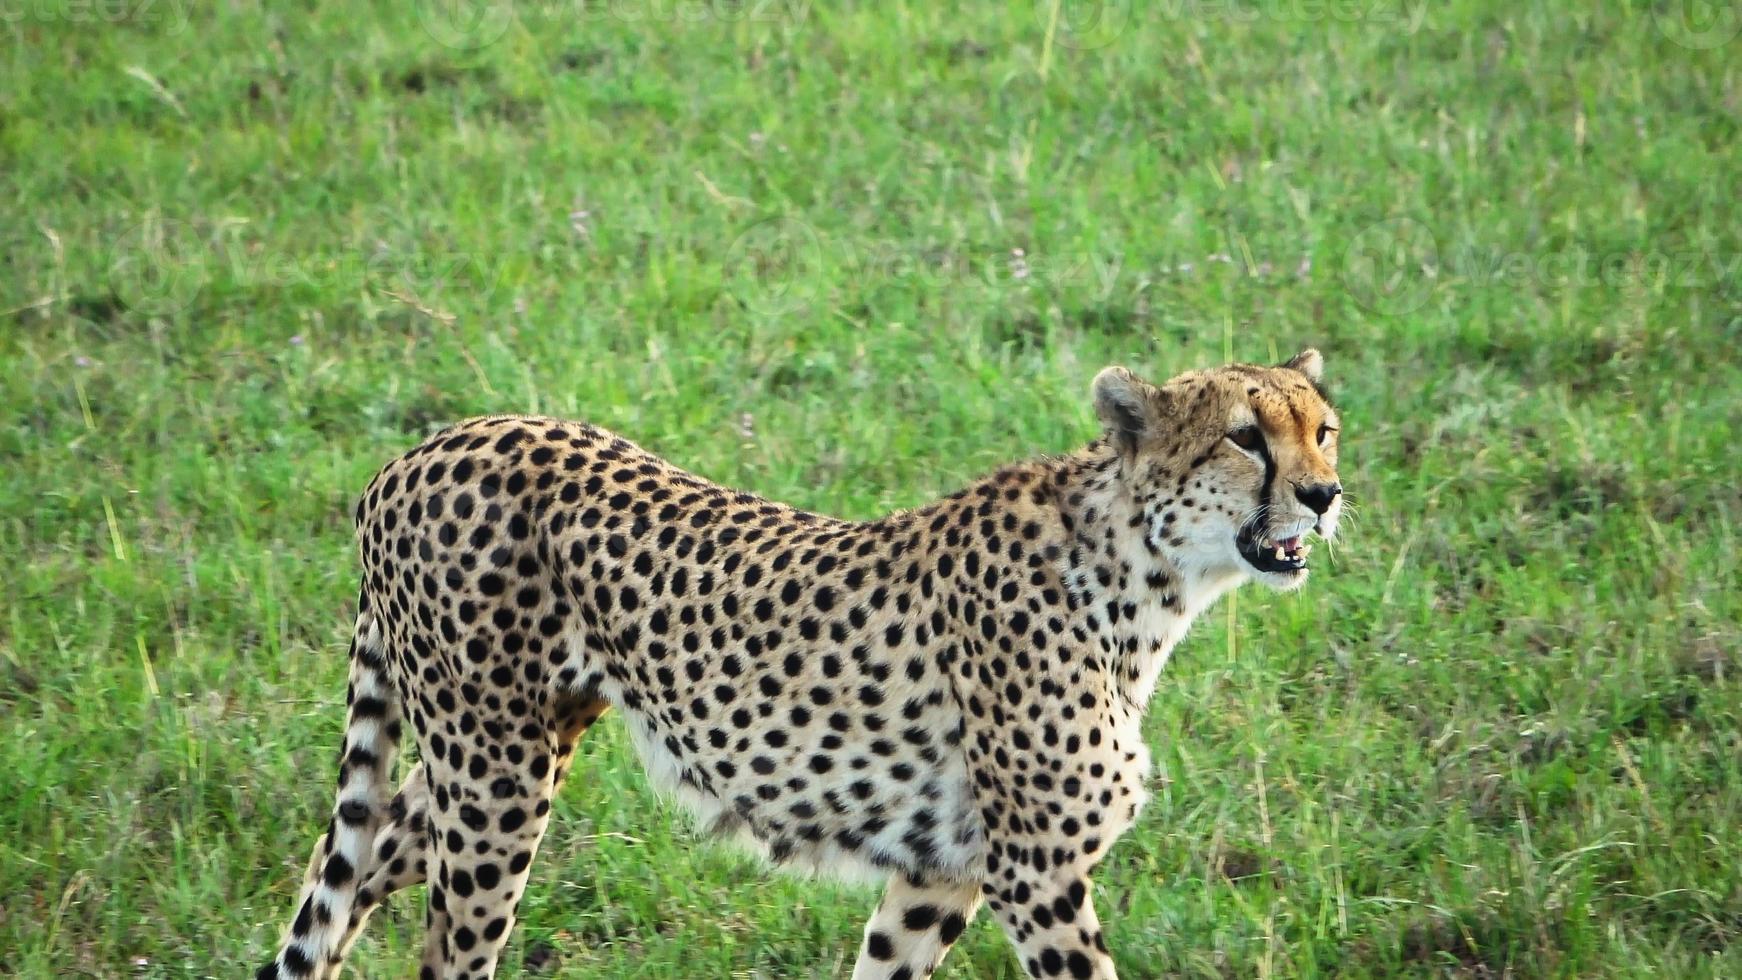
xmin=1051 ymin=444 xmax=1245 ymax=710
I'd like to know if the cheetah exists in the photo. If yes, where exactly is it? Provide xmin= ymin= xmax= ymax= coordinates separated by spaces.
xmin=257 ymin=351 xmax=1344 ymax=980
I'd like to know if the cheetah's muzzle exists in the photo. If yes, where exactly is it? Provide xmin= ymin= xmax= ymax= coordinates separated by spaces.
xmin=1235 ymin=525 xmax=1313 ymax=575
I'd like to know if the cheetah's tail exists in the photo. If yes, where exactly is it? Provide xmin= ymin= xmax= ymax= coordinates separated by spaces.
xmin=258 ymin=599 xmax=402 ymax=979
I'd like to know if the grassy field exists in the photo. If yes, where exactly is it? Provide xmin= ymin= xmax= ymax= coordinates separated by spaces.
xmin=3 ymin=0 xmax=1740 ymax=976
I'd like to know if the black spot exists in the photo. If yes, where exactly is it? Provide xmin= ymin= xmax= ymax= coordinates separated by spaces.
xmin=321 ymin=854 xmax=354 ymax=887
xmin=902 ymin=904 xmax=939 ymax=930
xmin=282 ymin=946 xmax=314 ymax=977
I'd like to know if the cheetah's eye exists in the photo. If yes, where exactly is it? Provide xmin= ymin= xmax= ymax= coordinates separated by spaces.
xmin=1226 ymin=426 xmax=1264 ymax=453
xmin=1317 ymin=423 xmax=1337 ymax=446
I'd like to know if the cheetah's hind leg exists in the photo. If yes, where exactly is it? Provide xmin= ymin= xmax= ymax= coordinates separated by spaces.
xmin=315 ymin=764 xmax=434 ymax=977
xmin=324 ymin=695 xmax=609 ymax=976
xmin=257 ymin=606 xmax=402 ymax=979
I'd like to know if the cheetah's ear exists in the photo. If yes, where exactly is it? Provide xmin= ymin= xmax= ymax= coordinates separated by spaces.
xmin=1280 ymin=348 xmax=1324 ymax=384
xmin=1092 ymin=366 xmax=1166 ymax=455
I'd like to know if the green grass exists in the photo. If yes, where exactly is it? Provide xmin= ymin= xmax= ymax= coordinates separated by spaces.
xmin=3 ymin=0 xmax=1740 ymax=975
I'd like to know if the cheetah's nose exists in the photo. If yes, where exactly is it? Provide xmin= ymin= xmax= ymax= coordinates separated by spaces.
xmin=1294 ymin=482 xmax=1341 ymax=515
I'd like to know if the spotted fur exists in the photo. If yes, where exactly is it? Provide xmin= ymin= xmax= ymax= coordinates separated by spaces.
xmin=257 ymin=353 xmax=1344 ymax=979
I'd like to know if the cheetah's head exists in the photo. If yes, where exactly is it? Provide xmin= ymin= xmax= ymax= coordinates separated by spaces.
xmin=1092 ymin=349 xmax=1343 ymax=592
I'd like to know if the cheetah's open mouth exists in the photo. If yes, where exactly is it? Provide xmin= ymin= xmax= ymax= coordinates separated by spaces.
xmin=1236 ymin=527 xmax=1311 ymax=575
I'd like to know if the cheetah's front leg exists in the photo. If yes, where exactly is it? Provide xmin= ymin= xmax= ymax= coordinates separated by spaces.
xmin=849 ymin=875 xmax=981 ymax=980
